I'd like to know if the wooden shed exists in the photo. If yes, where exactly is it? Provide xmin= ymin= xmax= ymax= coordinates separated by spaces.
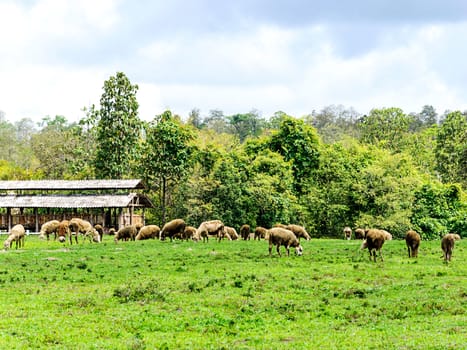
xmin=0 ymin=179 xmax=154 ymax=233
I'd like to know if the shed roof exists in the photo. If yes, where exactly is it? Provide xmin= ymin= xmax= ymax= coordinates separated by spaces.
xmin=0 ymin=193 xmax=154 ymax=209
xmin=0 ymin=179 xmax=145 ymax=191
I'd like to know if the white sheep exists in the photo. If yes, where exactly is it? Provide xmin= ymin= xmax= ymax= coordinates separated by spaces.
xmin=196 ymin=220 xmax=224 ymax=242
xmin=286 ymin=224 xmax=311 ymax=241
xmin=343 ymin=226 xmax=352 ymax=240
xmin=39 ymin=220 xmax=60 ymax=241
xmin=268 ymin=227 xmax=303 ymax=257
xmin=4 ymin=224 xmax=25 ymax=250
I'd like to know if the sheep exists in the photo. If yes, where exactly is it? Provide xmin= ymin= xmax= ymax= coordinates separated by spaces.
xmin=3 ymin=224 xmax=25 ymax=250
xmin=240 ymin=224 xmax=251 ymax=240
xmin=360 ymin=229 xmax=386 ymax=262
xmin=381 ymin=230 xmax=393 ymax=241
xmin=196 ymin=220 xmax=224 ymax=242
xmin=39 ymin=220 xmax=60 ymax=241
xmin=441 ymin=233 xmax=461 ymax=262
xmin=183 ymin=226 xmax=198 ymax=241
xmin=354 ymin=228 xmax=365 ymax=239
xmin=108 ymin=228 xmax=116 ymax=236
xmin=224 ymin=226 xmax=239 ymax=240
xmin=114 ymin=225 xmax=139 ymax=243
xmin=135 ymin=225 xmax=160 ymax=240
xmin=94 ymin=224 xmax=104 ymax=242
xmin=57 ymin=220 xmax=70 ymax=243
xmin=159 ymin=219 xmax=186 ymax=242
xmin=286 ymin=224 xmax=311 ymax=241
xmin=343 ymin=226 xmax=352 ymax=240
xmin=69 ymin=218 xmax=100 ymax=244
xmin=254 ymin=226 xmax=268 ymax=240
xmin=268 ymin=227 xmax=303 ymax=257
xmin=405 ymin=230 xmax=421 ymax=258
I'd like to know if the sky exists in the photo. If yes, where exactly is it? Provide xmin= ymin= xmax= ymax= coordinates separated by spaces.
xmin=1 ymin=0 xmax=467 ymax=124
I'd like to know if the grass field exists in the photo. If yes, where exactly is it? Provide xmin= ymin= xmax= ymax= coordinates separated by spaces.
xmin=0 ymin=234 xmax=465 ymax=349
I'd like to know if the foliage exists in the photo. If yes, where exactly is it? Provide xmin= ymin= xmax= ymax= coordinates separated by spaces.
xmin=358 ymin=107 xmax=412 ymax=152
xmin=92 ymin=72 xmax=142 ymax=179
xmin=269 ymin=115 xmax=321 ymax=193
xmin=435 ymin=111 xmax=467 ymax=186
xmin=138 ymin=110 xmax=196 ymax=224
xmin=411 ymin=182 xmax=467 ymax=239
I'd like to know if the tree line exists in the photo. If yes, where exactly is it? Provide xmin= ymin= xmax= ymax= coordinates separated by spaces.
xmin=1 ymin=72 xmax=466 ymax=239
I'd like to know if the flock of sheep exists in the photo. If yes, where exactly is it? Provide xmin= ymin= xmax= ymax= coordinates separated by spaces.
xmin=2 ymin=219 xmax=462 ymax=262
xmin=344 ymin=226 xmax=462 ymax=262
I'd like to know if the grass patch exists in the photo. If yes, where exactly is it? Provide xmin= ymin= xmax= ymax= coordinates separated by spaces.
xmin=0 ymin=234 xmax=465 ymax=349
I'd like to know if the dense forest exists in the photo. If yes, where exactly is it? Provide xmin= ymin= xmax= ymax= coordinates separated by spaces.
xmin=1 ymin=72 xmax=466 ymax=239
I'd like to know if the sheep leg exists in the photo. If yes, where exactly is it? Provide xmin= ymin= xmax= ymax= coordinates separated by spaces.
xmin=286 ymin=245 xmax=290 ymax=256
xmin=268 ymin=243 xmax=273 ymax=256
xmin=407 ymin=246 xmax=411 ymax=258
xmin=276 ymin=244 xmax=281 ymax=257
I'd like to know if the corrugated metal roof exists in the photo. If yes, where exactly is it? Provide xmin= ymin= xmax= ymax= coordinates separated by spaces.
xmin=0 ymin=179 xmax=146 ymax=191
xmin=0 ymin=194 xmax=154 ymax=208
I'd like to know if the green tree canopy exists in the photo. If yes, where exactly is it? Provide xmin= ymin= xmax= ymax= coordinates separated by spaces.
xmin=92 ymin=72 xmax=141 ymax=179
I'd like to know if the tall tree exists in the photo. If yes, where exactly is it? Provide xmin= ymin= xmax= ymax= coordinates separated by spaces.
xmin=227 ymin=110 xmax=265 ymax=143
xmin=138 ymin=110 xmax=196 ymax=224
xmin=358 ymin=107 xmax=411 ymax=152
xmin=268 ymin=115 xmax=321 ymax=194
xmin=93 ymin=72 xmax=141 ymax=179
xmin=435 ymin=111 xmax=467 ymax=186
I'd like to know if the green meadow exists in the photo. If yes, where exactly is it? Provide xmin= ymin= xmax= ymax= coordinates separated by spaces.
xmin=0 ymin=235 xmax=465 ymax=350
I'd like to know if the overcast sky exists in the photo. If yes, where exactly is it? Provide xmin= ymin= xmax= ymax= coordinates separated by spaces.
xmin=1 ymin=0 xmax=467 ymax=123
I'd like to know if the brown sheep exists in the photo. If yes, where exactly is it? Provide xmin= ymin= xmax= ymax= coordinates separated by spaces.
xmin=405 ymin=230 xmax=421 ymax=258
xmin=240 ymin=224 xmax=251 ymax=240
xmin=39 ymin=220 xmax=60 ymax=241
xmin=3 ymin=224 xmax=25 ymax=250
xmin=160 ymin=219 xmax=186 ymax=242
xmin=183 ymin=226 xmax=198 ymax=241
xmin=94 ymin=224 xmax=104 ymax=242
xmin=441 ymin=233 xmax=461 ymax=261
xmin=196 ymin=220 xmax=224 ymax=242
xmin=57 ymin=220 xmax=70 ymax=243
xmin=224 ymin=226 xmax=239 ymax=240
xmin=354 ymin=228 xmax=365 ymax=239
xmin=343 ymin=226 xmax=352 ymax=240
xmin=286 ymin=224 xmax=311 ymax=241
xmin=360 ymin=229 xmax=386 ymax=262
xmin=135 ymin=225 xmax=160 ymax=240
xmin=268 ymin=227 xmax=303 ymax=257
xmin=254 ymin=226 xmax=268 ymax=240
xmin=114 ymin=225 xmax=139 ymax=243
xmin=69 ymin=218 xmax=100 ymax=244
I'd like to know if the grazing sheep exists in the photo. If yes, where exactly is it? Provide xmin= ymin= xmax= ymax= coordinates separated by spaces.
xmin=160 ymin=219 xmax=186 ymax=242
xmin=3 ymin=224 xmax=25 ymax=250
xmin=183 ymin=226 xmax=198 ymax=241
xmin=254 ymin=226 xmax=268 ymax=240
xmin=240 ymin=224 xmax=251 ymax=240
xmin=360 ymin=229 xmax=386 ymax=262
xmin=224 ymin=226 xmax=239 ymax=240
xmin=286 ymin=224 xmax=311 ymax=241
xmin=343 ymin=226 xmax=352 ymax=240
xmin=114 ymin=225 xmax=139 ymax=243
xmin=268 ymin=227 xmax=303 ymax=257
xmin=196 ymin=220 xmax=225 ymax=242
xmin=381 ymin=230 xmax=393 ymax=241
xmin=405 ymin=230 xmax=421 ymax=258
xmin=39 ymin=220 xmax=60 ymax=241
xmin=69 ymin=218 xmax=100 ymax=244
xmin=273 ymin=223 xmax=288 ymax=228
xmin=108 ymin=228 xmax=116 ymax=236
xmin=57 ymin=220 xmax=70 ymax=243
xmin=441 ymin=233 xmax=461 ymax=261
xmin=94 ymin=224 xmax=104 ymax=242
xmin=354 ymin=228 xmax=365 ymax=240
xmin=135 ymin=225 xmax=160 ymax=241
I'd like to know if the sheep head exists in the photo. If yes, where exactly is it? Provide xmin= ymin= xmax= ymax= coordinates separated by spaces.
xmin=295 ymin=245 xmax=303 ymax=256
